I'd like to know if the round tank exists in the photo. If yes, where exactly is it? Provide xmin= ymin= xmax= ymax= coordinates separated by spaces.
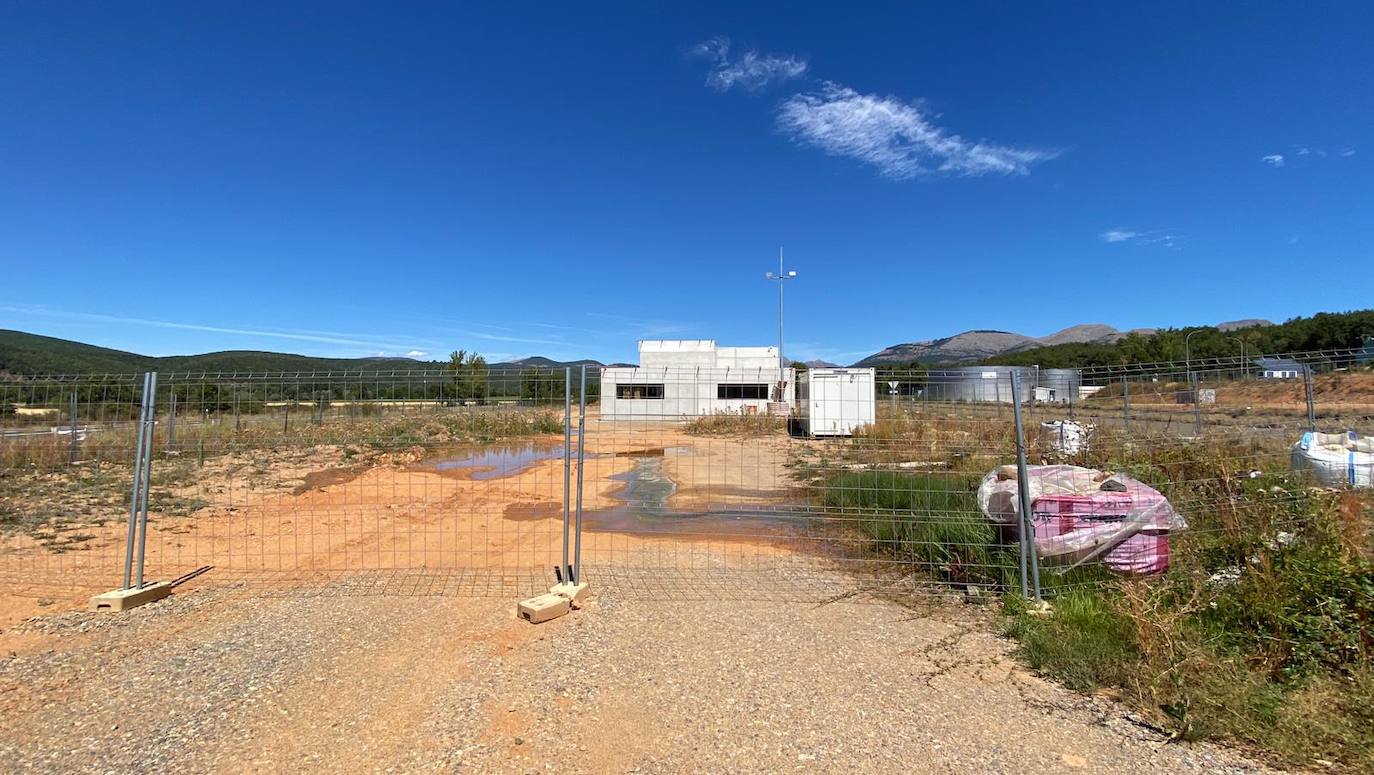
xmin=924 ymin=366 xmax=1036 ymax=403
xmin=1039 ymin=368 xmax=1082 ymax=405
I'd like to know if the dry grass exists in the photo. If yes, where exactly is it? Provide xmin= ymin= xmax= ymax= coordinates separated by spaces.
xmin=0 ymin=406 xmax=564 ymax=545
xmin=682 ymin=410 xmax=785 ymax=436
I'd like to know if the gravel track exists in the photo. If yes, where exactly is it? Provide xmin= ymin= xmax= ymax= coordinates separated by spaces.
xmin=0 ymin=576 xmax=1275 ymax=773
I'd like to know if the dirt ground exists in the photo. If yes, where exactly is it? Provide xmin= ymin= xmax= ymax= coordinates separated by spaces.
xmin=0 ymin=421 xmax=816 ymax=626
xmin=0 ymin=572 xmax=1274 ymax=774
xmin=0 ymin=402 xmax=1333 ymax=770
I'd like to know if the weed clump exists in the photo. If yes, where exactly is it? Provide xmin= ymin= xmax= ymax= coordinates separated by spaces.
xmin=683 ymin=411 xmax=785 ymax=437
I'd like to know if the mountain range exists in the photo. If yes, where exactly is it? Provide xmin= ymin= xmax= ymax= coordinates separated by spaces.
xmin=0 ymin=319 xmax=1281 ymax=376
xmin=0 ymin=330 xmax=614 ymax=376
xmin=850 ymin=320 xmax=1273 ymax=366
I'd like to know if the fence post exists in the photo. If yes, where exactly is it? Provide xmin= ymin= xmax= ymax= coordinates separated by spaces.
xmin=573 ymin=365 xmax=588 ymax=583
xmin=1122 ymin=378 xmax=1131 ymax=430
xmin=1191 ymin=372 xmax=1203 ymax=437
xmin=122 ymin=373 xmax=150 ymax=588
xmin=167 ymin=391 xmax=177 ymax=449
xmin=234 ymin=391 xmax=241 ymax=432
xmin=1304 ymin=367 xmax=1317 ymax=431
xmin=68 ymin=391 xmax=78 ymax=466
xmin=122 ymin=372 xmax=159 ymax=589
xmin=133 ymin=372 xmax=158 ymax=588
xmin=562 ymin=367 xmax=572 ymax=580
xmin=1009 ymin=372 xmax=1041 ymax=600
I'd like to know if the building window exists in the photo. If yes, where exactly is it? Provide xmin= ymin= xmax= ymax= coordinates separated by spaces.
xmin=616 ymin=383 xmax=664 ymax=399
xmin=717 ymin=383 xmax=769 ymax=400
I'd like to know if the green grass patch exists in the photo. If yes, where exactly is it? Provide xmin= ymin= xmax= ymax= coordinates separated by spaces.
xmin=819 ymin=471 xmax=1015 ymax=586
xmin=1002 ymin=491 xmax=1374 ymax=769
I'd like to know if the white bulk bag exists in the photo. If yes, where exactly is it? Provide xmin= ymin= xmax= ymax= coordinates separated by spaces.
xmin=1291 ymin=431 xmax=1374 ymax=488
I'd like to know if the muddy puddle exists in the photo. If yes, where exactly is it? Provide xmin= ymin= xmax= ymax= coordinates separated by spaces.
xmin=500 ymin=452 xmax=802 ymax=539
xmin=422 ymin=442 xmax=564 ymax=480
xmin=585 ymin=456 xmax=803 ymax=540
xmin=420 ymin=442 xmax=693 ymax=481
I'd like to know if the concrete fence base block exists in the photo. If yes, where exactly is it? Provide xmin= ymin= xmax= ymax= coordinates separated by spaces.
xmin=548 ymin=581 xmax=590 ymax=608
xmin=88 ymin=581 xmax=173 ymax=612
xmin=517 ymin=593 xmax=570 ymax=624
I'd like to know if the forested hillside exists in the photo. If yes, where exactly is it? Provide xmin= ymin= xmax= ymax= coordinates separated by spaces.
xmin=983 ymin=310 xmax=1374 ymax=368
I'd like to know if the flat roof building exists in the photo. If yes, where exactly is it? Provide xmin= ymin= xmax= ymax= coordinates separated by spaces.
xmin=600 ymin=340 xmax=793 ymax=421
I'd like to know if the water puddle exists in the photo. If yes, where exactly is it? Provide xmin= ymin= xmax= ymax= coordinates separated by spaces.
xmin=583 ymin=456 xmax=801 ymax=540
xmin=423 ymin=443 xmax=693 ymax=481
xmin=426 ymin=442 xmax=563 ymax=480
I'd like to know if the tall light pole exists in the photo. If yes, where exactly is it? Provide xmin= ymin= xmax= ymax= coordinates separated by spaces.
xmin=1230 ymin=336 xmax=1246 ymax=379
xmin=1184 ymin=329 xmax=1202 ymax=381
xmin=764 ymin=248 xmax=797 ymax=397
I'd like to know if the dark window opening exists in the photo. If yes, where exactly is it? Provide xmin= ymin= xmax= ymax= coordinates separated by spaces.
xmin=717 ymin=383 xmax=769 ymax=400
xmin=616 ymin=383 xmax=664 ymax=399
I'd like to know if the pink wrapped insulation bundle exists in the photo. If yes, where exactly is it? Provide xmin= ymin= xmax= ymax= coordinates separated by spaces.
xmin=976 ymin=464 xmax=1187 ymax=575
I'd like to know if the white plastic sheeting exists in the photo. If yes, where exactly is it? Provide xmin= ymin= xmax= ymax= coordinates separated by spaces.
xmin=1291 ymin=431 xmax=1374 ymax=488
xmin=977 ymin=464 xmax=1187 ymax=575
xmin=1039 ymin=420 xmax=1092 ymax=454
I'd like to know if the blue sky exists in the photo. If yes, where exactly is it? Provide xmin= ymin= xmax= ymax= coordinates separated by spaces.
xmin=1 ymin=2 xmax=1370 ymax=365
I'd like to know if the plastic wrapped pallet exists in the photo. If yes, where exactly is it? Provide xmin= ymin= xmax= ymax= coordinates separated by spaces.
xmin=1291 ymin=431 xmax=1374 ymax=488
xmin=976 ymin=464 xmax=1187 ymax=575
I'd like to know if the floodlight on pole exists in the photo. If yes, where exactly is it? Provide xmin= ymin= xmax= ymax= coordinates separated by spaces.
xmin=764 ymin=248 xmax=798 ymax=396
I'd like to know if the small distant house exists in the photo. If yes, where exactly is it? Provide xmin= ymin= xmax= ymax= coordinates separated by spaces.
xmin=1254 ymin=357 xmax=1307 ymax=379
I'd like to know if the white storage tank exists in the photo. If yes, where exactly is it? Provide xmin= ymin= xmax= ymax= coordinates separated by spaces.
xmin=796 ymin=368 xmax=876 ymax=437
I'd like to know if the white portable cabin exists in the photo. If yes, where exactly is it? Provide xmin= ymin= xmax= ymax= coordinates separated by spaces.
xmin=796 ymin=368 xmax=876 ymax=437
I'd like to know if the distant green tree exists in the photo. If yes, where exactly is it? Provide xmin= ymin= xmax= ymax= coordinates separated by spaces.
xmin=448 ymin=350 xmax=489 ymax=400
xmin=520 ymin=368 xmax=564 ymax=404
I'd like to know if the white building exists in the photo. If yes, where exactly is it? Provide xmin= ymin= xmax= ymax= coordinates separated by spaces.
xmin=599 ymin=340 xmax=794 ymax=421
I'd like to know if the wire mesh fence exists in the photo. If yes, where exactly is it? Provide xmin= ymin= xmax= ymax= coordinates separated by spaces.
xmin=1 ymin=348 xmax=1370 ymax=601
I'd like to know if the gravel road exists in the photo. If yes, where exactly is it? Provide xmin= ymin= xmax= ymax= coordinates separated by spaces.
xmin=0 ymin=574 xmax=1275 ymax=773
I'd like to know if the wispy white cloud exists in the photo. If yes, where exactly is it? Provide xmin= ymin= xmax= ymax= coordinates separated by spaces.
xmin=776 ymin=83 xmax=1057 ymax=179
xmin=405 ymin=350 xmax=429 ymax=359
xmin=691 ymin=37 xmax=807 ymax=92
xmin=1099 ymin=229 xmax=1179 ymax=249
xmin=1265 ymin=147 xmax=1357 ymax=166
xmin=0 ymin=305 xmax=434 ymax=352
xmin=583 ymin=312 xmax=693 ymax=339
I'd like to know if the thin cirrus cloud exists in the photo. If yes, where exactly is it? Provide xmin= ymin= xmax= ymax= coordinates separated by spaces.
xmin=1263 ymin=147 xmax=1356 ymax=167
xmin=691 ymin=37 xmax=808 ymax=92
xmin=777 ymin=83 xmax=1057 ymax=179
xmin=691 ymin=39 xmax=1056 ymax=179
xmin=1100 ymin=229 xmax=1178 ymax=248
xmin=0 ymin=304 xmax=434 ymax=352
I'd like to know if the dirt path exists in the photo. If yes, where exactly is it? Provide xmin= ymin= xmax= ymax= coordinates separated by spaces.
xmin=0 ymin=575 xmax=1272 ymax=774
